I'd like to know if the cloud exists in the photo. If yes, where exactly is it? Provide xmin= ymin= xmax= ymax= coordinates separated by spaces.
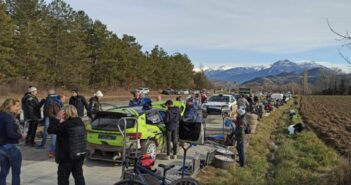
xmin=63 ymin=0 xmax=351 ymax=54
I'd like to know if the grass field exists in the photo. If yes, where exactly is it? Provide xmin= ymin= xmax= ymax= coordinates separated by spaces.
xmin=196 ymin=97 xmax=350 ymax=185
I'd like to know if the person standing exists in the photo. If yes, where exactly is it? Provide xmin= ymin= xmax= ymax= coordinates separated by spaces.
xmin=37 ymin=89 xmax=58 ymax=150
xmin=46 ymin=95 xmax=65 ymax=158
xmin=237 ymin=94 xmax=250 ymax=110
xmin=234 ymin=108 xmax=247 ymax=167
xmin=128 ymin=90 xmax=143 ymax=106
xmin=87 ymin=90 xmax=103 ymax=119
xmin=48 ymin=105 xmax=87 ymax=185
xmin=200 ymin=90 xmax=207 ymax=104
xmin=69 ymin=89 xmax=88 ymax=118
xmin=0 ymin=98 xmax=25 ymax=185
xmin=164 ymin=100 xmax=181 ymax=160
xmin=22 ymin=86 xmax=44 ymax=147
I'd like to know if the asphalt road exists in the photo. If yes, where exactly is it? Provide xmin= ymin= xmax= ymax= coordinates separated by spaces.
xmin=6 ymin=111 xmax=226 ymax=185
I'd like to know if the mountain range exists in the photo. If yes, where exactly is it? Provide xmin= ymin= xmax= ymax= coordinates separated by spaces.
xmin=204 ymin=60 xmax=329 ymax=84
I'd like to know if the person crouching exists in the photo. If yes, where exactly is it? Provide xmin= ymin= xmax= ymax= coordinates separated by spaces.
xmin=48 ymin=105 xmax=87 ymax=185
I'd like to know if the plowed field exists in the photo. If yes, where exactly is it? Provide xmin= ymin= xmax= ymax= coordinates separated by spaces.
xmin=300 ymin=96 xmax=351 ymax=156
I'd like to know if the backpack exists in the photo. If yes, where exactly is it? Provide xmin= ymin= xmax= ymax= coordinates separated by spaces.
xmin=44 ymin=96 xmax=56 ymax=116
xmin=67 ymin=125 xmax=87 ymax=160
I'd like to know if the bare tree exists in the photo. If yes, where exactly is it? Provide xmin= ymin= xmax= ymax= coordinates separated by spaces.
xmin=327 ymin=19 xmax=351 ymax=65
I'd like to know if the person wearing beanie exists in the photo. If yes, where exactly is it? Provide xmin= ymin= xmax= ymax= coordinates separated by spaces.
xmin=21 ymin=86 xmax=43 ymax=147
xmin=69 ymin=88 xmax=88 ymax=118
xmin=88 ymin=90 xmax=103 ymax=119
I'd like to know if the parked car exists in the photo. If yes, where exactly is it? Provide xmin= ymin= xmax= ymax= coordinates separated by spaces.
xmin=137 ymin=87 xmax=150 ymax=95
xmin=271 ymin=93 xmax=284 ymax=100
xmin=175 ymin=89 xmax=189 ymax=95
xmin=161 ymin=88 xmax=175 ymax=95
xmin=86 ymin=101 xmax=185 ymax=162
xmin=203 ymin=94 xmax=237 ymax=115
xmin=183 ymin=89 xmax=190 ymax=95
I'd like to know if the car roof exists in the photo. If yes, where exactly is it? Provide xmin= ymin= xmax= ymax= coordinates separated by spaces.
xmin=211 ymin=94 xmax=232 ymax=97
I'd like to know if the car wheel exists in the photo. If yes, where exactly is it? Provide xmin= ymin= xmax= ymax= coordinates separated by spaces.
xmin=141 ymin=140 xmax=157 ymax=159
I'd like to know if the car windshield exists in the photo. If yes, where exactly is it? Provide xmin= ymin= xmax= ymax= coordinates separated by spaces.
xmin=91 ymin=113 xmax=136 ymax=131
xmin=209 ymin=96 xmax=229 ymax=102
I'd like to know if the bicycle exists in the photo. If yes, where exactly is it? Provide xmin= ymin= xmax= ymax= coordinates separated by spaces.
xmin=115 ymin=118 xmax=200 ymax=185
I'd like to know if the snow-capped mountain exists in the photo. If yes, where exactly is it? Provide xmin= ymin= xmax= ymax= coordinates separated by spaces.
xmin=204 ymin=59 xmax=328 ymax=83
xmin=193 ymin=65 xmax=232 ymax=72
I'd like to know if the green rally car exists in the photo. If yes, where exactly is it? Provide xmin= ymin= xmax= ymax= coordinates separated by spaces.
xmin=86 ymin=101 xmax=185 ymax=162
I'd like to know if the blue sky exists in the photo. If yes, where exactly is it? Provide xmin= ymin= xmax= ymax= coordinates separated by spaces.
xmin=58 ymin=0 xmax=351 ymax=72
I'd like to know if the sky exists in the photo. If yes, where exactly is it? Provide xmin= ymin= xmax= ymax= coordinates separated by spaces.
xmin=59 ymin=0 xmax=351 ymax=72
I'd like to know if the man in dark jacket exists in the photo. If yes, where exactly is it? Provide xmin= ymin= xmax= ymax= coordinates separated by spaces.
xmin=234 ymin=108 xmax=247 ymax=167
xmin=129 ymin=90 xmax=143 ymax=106
xmin=69 ymin=88 xmax=88 ymax=117
xmin=48 ymin=105 xmax=86 ymax=185
xmin=164 ymin=100 xmax=181 ymax=159
xmin=22 ymin=86 xmax=44 ymax=147
xmin=88 ymin=90 xmax=103 ymax=119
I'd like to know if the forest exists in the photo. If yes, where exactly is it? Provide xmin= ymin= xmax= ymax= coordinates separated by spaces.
xmin=0 ymin=0 xmax=209 ymax=91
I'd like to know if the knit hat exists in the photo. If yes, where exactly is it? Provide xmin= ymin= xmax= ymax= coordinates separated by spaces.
xmin=28 ymin=86 xmax=37 ymax=93
xmin=95 ymin=90 xmax=103 ymax=97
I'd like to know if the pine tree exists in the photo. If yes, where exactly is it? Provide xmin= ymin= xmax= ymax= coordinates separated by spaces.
xmin=6 ymin=0 xmax=48 ymax=81
xmin=45 ymin=0 xmax=89 ymax=86
xmin=0 ymin=1 xmax=15 ymax=82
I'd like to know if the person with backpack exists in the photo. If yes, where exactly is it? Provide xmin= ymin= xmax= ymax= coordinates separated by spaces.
xmin=21 ymin=86 xmax=44 ymax=147
xmin=69 ymin=89 xmax=88 ymax=118
xmin=48 ymin=105 xmax=87 ymax=185
xmin=37 ymin=89 xmax=59 ymax=151
xmin=234 ymin=108 xmax=248 ymax=167
xmin=0 ymin=98 xmax=25 ymax=185
xmin=237 ymin=94 xmax=250 ymax=111
xmin=87 ymin=90 xmax=103 ymax=119
xmin=164 ymin=100 xmax=181 ymax=160
xmin=47 ymin=95 xmax=65 ymax=158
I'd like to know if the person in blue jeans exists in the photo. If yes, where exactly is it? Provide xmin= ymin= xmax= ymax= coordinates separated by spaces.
xmin=37 ymin=89 xmax=58 ymax=149
xmin=234 ymin=108 xmax=247 ymax=167
xmin=0 ymin=98 xmax=25 ymax=185
xmin=37 ymin=89 xmax=64 ymax=158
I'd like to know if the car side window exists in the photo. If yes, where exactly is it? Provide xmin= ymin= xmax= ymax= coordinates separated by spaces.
xmin=158 ymin=111 xmax=166 ymax=121
xmin=146 ymin=112 xmax=162 ymax=125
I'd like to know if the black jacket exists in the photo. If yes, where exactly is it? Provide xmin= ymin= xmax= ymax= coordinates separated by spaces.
xmin=164 ymin=107 xmax=181 ymax=131
xmin=48 ymin=117 xmax=86 ymax=163
xmin=69 ymin=95 xmax=88 ymax=117
xmin=0 ymin=112 xmax=21 ymax=146
xmin=88 ymin=96 xmax=101 ymax=119
xmin=22 ymin=94 xmax=43 ymax=121
xmin=234 ymin=115 xmax=247 ymax=142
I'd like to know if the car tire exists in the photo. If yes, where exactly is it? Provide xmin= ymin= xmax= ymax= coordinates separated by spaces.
xmin=141 ymin=140 xmax=157 ymax=160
